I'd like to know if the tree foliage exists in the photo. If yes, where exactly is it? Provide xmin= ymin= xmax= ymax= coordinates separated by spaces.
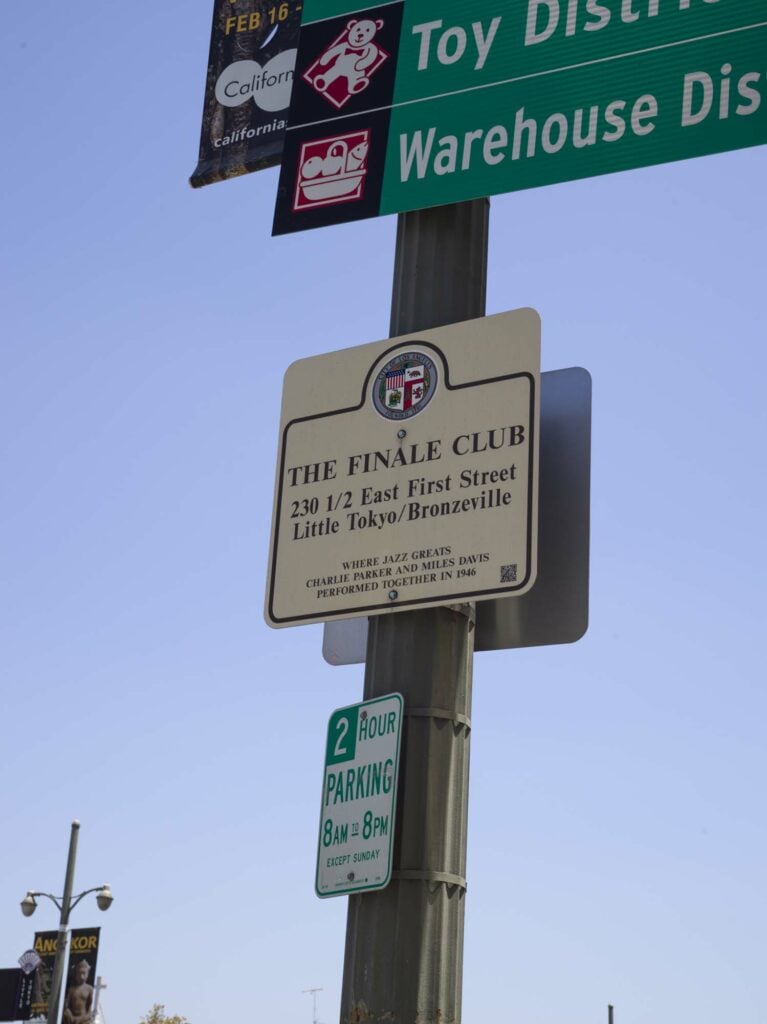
xmin=140 ymin=1004 xmax=189 ymax=1024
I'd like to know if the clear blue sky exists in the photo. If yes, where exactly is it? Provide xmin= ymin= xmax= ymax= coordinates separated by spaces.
xmin=1 ymin=3 xmax=765 ymax=1024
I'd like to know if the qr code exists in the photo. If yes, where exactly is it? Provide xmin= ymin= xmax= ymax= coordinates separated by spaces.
xmin=500 ymin=564 xmax=517 ymax=583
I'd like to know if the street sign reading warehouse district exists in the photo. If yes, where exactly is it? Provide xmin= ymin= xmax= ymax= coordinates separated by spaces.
xmin=265 ymin=309 xmax=540 ymax=626
xmin=273 ymin=0 xmax=766 ymax=232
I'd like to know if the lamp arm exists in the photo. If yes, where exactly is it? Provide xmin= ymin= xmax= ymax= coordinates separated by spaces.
xmin=68 ymin=887 xmax=106 ymax=913
xmin=28 ymin=892 xmax=64 ymax=913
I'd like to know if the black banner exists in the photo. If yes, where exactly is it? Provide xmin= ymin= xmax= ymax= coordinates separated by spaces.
xmin=190 ymin=0 xmax=304 ymax=188
xmin=31 ymin=929 xmax=100 ymax=1022
xmin=0 ymin=969 xmax=33 ymax=1023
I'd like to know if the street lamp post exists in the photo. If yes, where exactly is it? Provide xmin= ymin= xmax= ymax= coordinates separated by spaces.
xmin=20 ymin=821 xmax=113 ymax=1024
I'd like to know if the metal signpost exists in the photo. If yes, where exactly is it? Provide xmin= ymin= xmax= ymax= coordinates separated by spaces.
xmin=255 ymin=198 xmax=490 ymax=1023
xmin=265 ymin=309 xmax=540 ymax=626
xmin=273 ymin=0 xmax=766 ymax=233
xmin=317 ymin=694 xmax=403 ymax=897
xmin=330 ymin=199 xmax=488 ymax=1024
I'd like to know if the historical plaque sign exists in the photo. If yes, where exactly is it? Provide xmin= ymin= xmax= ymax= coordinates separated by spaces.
xmin=265 ymin=308 xmax=540 ymax=627
xmin=316 ymin=693 xmax=403 ymax=898
xmin=322 ymin=365 xmax=592 ymax=663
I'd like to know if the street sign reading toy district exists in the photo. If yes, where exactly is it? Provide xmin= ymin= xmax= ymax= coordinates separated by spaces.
xmin=265 ymin=308 xmax=540 ymax=627
xmin=317 ymin=693 xmax=403 ymax=898
xmin=273 ymin=0 xmax=766 ymax=233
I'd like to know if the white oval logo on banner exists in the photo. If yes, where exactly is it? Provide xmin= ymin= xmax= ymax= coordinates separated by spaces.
xmin=215 ymin=51 xmax=296 ymax=111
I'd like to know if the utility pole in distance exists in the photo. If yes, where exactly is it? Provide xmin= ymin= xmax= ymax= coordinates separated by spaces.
xmin=302 ymin=987 xmax=323 ymax=1024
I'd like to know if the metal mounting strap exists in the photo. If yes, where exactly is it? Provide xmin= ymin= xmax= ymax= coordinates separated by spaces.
xmin=446 ymin=602 xmax=476 ymax=627
xmin=392 ymin=869 xmax=467 ymax=890
xmin=406 ymin=707 xmax=471 ymax=730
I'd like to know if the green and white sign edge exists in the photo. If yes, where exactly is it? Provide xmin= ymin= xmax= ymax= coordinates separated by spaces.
xmin=316 ymin=692 xmax=404 ymax=899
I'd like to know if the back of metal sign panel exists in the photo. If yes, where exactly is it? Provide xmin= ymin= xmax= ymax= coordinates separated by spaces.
xmin=322 ymin=366 xmax=591 ymax=664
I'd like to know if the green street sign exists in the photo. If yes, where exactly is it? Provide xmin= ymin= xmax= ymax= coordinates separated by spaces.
xmin=316 ymin=693 xmax=403 ymax=898
xmin=273 ymin=0 xmax=766 ymax=233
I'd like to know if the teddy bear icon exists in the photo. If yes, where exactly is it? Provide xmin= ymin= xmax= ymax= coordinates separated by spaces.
xmin=304 ymin=18 xmax=388 ymax=110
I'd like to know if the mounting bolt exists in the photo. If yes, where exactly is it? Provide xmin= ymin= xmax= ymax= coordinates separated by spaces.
xmin=397 ymin=429 xmax=407 ymax=439
xmin=388 ymin=590 xmax=399 ymax=601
